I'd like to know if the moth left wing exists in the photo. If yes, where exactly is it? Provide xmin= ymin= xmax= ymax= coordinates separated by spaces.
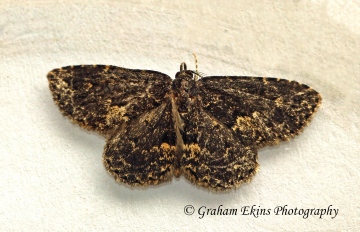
xmin=198 ymin=76 xmax=321 ymax=148
xmin=47 ymin=65 xmax=172 ymax=136
xmin=103 ymin=98 xmax=177 ymax=186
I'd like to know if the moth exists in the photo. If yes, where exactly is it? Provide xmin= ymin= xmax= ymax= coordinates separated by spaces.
xmin=47 ymin=63 xmax=321 ymax=190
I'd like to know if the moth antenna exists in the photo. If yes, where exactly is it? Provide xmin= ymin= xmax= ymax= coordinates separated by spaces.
xmin=180 ymin=62 xmax=187 ymax=72
xmin=192 ymin=53 xmax=200 ymax=81
xmin=192 ymin=53 xmax=198 ymax=73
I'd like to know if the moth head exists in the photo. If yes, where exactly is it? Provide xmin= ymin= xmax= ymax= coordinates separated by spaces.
xmin=175 ymin=62 xmax=198 ymax=80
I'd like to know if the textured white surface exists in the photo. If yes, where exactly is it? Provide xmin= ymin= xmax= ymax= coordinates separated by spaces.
xmin=0 ymin=0 xmax=359 ymax=231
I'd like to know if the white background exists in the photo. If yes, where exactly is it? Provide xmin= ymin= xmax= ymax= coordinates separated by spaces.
xmin=1 ymin=0 xmax=359 ymax=231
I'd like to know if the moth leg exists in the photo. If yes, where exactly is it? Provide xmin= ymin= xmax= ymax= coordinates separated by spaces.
xmin=103 ymin=100 xmax=177 ymax=186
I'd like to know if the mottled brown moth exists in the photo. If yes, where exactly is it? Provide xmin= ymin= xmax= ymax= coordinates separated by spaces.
xmin=47 ymin=63 xmax=321 ymax=190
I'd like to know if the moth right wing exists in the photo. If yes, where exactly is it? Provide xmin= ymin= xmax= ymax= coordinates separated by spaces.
xmin=47 ymin=65 xmax=172 ymax=136
xmin=180 ymin=106 xmax=259 ymax=190
xmin=198 ymin=76 xmax=321 ymax=148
